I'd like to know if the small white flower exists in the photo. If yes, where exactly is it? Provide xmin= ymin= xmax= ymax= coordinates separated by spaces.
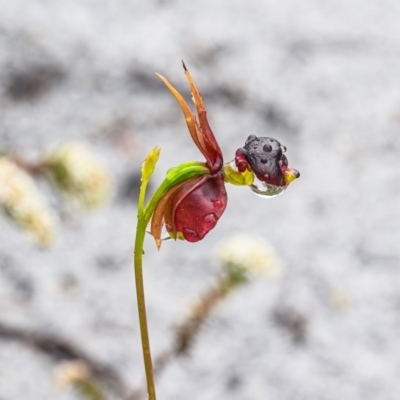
xmin=46 ymin=142 xmax=111 ymax=209
xmin=216 ymin=233 xmax=282 ymax=279
xmin=0 ymin=157 xmax=55 ymax=245
xmin=54 ymin=360 xmax=91 ymax=387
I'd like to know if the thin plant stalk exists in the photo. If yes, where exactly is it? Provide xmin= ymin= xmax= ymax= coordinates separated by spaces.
xmin=133 ymin=172 xmax=156 ymax=400
xmin=132 ymin=147 xmax=208 ymax=400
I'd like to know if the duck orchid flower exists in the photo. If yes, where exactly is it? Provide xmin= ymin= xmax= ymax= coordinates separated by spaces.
xmin=140 ymin=62 xmax=300 ymax=250
xmin=134 ymin=63 xmax=300 ymax=400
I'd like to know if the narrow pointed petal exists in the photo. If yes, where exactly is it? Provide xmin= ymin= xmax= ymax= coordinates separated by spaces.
xmin=182 ymin=62 xmax=223 ymax=172
xmin=155 ymin=73 xmax=206 ymax=159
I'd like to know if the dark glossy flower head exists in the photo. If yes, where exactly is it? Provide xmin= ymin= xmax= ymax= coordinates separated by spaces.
xmin=235 ymin=134 xmax=300 ymax=188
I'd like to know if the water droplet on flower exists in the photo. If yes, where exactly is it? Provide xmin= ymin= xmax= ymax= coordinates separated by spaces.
xmin=210 ymin=198 xmax=215 ymax=202
xmin=279 ymin=154 xmax=288 ymax=168
xmin=280 ymin=145 xmax=287 ymax=153
xmin=250 ymin=176 xmax=286 ymax=198
xmin=261 ymin=158 xmax=268 ymax=164
xmin=202 ymin=213 xmax=218 ymax=230
xmin=214 ymin=200 xmax=224 ymax=209
xmin=182 ymin=227 xmax=200 ymax=242
xmin=246 ymin=135 xmax=257 ymax=145
xmin=263 ymin=144 xmax=272 ymax=153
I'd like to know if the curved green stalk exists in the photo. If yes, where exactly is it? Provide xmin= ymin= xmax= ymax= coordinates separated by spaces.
xmin=134 ymin=174 xmax=157 ymax=400
xmin=133 ymin=149 xmax=209 ymax=400
xmin=133 ymin=147 xmax=162 ymax=400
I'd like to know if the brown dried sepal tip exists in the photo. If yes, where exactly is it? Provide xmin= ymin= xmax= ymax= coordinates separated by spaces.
xmin=155 ymin=63 xmax=223 ymax=173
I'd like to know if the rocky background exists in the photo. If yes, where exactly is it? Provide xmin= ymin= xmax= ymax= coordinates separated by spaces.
xmin=1 ymin=1 xmax=400 ymax=399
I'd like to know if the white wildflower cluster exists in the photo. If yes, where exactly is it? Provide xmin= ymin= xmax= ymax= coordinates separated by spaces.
xmin=46 ymin=143 xmax=110 ymax=209
xmin=216 ymin=233 xmax=282 ymax=280
xmin=0 ymin=157 xmax=55 ymax=245
xmin=54 ymin=360 xmax=91 ymax=387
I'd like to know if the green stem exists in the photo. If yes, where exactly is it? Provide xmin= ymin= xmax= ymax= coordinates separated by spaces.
xmin=133 ymin=156 xmax=209 ymax=400
xmin=134 ymin=177 xmax=156 ymax=400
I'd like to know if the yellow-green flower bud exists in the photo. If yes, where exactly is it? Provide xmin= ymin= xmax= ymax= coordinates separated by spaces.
xmin=142 ymin=146 xmax=161 ymax=183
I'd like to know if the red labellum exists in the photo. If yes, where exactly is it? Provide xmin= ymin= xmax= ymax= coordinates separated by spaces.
xmin=165 ymin=173 xmax=227 ymax=242
xmin=151 ymin=173 xmax=227 ymax=247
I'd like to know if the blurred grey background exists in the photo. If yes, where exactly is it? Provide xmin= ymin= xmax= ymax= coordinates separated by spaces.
xmin=1 ymin=1 xmax=400 ymax=399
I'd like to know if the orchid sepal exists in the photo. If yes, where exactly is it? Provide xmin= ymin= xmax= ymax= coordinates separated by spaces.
xmin=156 ymin=64 xmax=223 ymax=173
